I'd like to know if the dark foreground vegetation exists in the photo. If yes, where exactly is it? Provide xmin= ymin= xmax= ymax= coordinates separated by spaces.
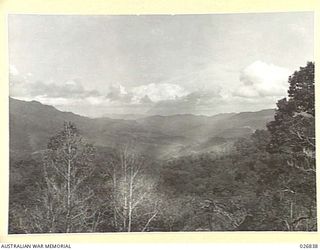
xmin=9 ymin=62 xmax=316 ymax=232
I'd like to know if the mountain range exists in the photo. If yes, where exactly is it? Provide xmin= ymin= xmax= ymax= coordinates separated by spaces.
xmin=9 ymin=97 xmax=275 ymax=159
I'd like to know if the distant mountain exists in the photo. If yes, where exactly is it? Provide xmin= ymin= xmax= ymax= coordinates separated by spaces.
xmin=136 ymin=109 xmax=275 ymax=140
xmin=9 ymin=98 xmax=185 ymax=159
xmin=9 ymin=98 xmax=275 ymax=159
xmin=102 ymin=113 xmax=148 ymax=120
xmin=10 ymin=98 xmax=90 ymax=158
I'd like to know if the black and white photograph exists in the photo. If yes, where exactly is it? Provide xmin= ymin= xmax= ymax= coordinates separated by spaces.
xmin=8 ymin=12 xmax=316 ymax=233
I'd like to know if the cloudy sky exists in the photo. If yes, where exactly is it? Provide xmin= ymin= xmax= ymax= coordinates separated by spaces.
xmin=9 ymin=13 xmax=313 ymax=117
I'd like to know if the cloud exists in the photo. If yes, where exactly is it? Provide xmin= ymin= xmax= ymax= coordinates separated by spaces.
xmin=9 ymin=67 xmax=192 ymax=116
xmin=106 ymin=84 xmax=133 ymax=103
xmin=9 ymin=66 xmax=101 ymax=100
xmin=183 ymin=90 xmax=220 ymax=104
xmin=105 ymin=83 xmax=189 ymax=105
xmin=11 ymin=79 xmax=100 ymax=99
xmin=9 ymin=65 xmax=19 ymax=76
xmin=9 ymin=61 xmax=290 ymax=117
xmin=234 ymin=61 xmax=291 ymax=98
xmin=146 ymin=90 xmax=224 ymax=115
xmin=139 ymin=95 xmax=153 ymax=104
xmin=9 ymin=68 xmax=192 ymax=116
xmin=131 ymin=83 xmax=189 ymax=102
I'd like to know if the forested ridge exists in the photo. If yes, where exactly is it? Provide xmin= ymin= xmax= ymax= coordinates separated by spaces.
xmin=9 ymin=62 xmax=316 ymax=233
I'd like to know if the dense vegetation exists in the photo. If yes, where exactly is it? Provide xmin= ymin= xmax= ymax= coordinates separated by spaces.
xmin=9 ymin=62 xmax=316 ymax=233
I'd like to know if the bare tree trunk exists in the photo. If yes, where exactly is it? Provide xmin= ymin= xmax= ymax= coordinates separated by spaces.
xmin=128 ymin=167 xmax=134 ymax=232
xmin=110 ymin=145 xmax=159 ymax=232
xmin=112 ymin=165 xmax=118 ymax=230
xmin=66 ymin=141 xmax=72 ymax=233
xmin=122 ymin=150 xmax=127 ymax=231
xmin=142 ymin=210 xmax=158 ymax=232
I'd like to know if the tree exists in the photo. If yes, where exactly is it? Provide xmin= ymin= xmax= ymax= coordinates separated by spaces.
xmin=105 ymin=145 xmax=160 ymax=232
xmin=266 ymin=62 xmax=316 ymax=231
xmin=288 ymin=61 xmax=315 ymax=116
xmin=267 ymin=62 xmax=315 ymax=173
xmin=25 ymin=122 xmax=102 ymax=233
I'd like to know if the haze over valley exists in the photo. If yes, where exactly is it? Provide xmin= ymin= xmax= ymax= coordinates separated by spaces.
xmin=10 ymin=97 xmax=275 ymax=160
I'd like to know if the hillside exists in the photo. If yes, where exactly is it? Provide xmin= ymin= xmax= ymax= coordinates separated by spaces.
xmin=137 ymin=109 xmax=274 ymax=140
xmin=9 ymin=98 xmax=275 ymax=159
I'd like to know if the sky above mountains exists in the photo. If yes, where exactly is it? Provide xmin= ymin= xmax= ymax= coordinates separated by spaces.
xmin=9 ymin=12 xmax=313 ymax=117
